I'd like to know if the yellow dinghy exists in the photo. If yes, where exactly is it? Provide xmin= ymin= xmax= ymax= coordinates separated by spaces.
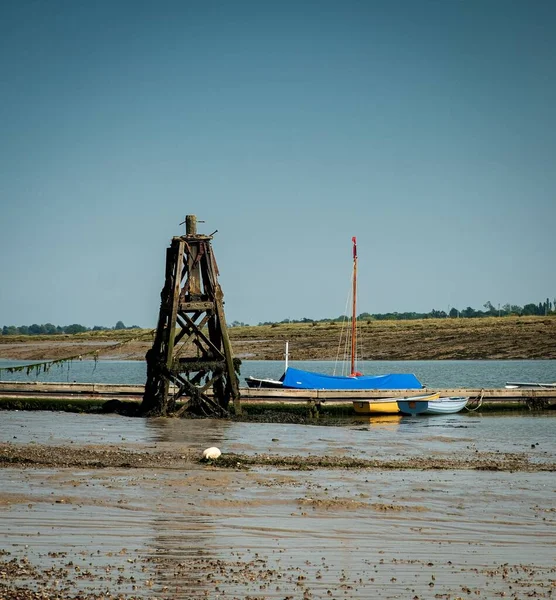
xmin=353 ymin=392 xmax=440 ymax=415
xmin=353 ymin=399 xmax=400 ymax=415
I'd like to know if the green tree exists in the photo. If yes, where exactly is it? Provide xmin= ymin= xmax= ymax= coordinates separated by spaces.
xmin=230 ymin=321 xmax=248 ymax=327
xmin=522 ymin=303 xmax=538 ymax=316
xmin=461 ymin=307 xmax=476 ymax=318
xmin=43 ymin=323 xmax=57 ymax=335
xmin=114 ymin=321 xmax=126 ymax=330
xmin=357 ymin=312 xmax=373 ymax=320
xmin=65 ymin=324 xmax=87 ymax=334
xmin=28 ymin=324 xmax=43 ymax=335
xmin=483 ymin=301 xmax=496 ymax=316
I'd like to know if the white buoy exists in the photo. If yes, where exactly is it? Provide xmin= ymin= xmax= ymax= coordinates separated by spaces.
xmin=202 ymin=446 xmax=222 ymax=461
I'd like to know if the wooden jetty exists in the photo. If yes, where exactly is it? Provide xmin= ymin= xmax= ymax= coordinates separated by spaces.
xmin=1 ymin=380 xmax=555 ymax=407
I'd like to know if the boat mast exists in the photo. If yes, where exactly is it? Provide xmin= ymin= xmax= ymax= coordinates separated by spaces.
xmin=350 ymin=236 xmax=357 ymax=376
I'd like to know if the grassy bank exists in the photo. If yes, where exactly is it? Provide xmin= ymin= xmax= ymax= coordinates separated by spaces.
xmin=229 ymin=315 xmax=556 ymax=360
xmin=0 ymin=316 xmax=554 ymax=361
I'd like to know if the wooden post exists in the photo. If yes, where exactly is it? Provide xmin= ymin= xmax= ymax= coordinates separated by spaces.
xmin=141 ymin=215 xmax=241 ymax=417
xmin=186 ymin=215 xmax=197 ymax=235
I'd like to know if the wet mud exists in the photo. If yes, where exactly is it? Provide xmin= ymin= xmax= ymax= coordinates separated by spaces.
xmin=1 ymin=442 xmax=554 ymax=473
xmin=1 ymin=413 xmax=555 ymax=599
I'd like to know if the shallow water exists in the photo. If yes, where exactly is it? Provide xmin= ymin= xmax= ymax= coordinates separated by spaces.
xmin=3 ymin=410 xmax=555 ymax=462
xmin=1 ymin=465 xmax=555 ymax=598
xmin=1 ymin=412 xmax=555 ymax=598
xmin=1 ymin=358 xmax=556 ymax=388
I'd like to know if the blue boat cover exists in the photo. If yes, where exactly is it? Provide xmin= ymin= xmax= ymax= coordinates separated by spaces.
xmin=281 ymin=367 xmax=423 ymax=390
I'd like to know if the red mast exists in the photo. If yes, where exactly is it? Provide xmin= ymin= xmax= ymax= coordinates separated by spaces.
xmin=350 ymin=236 xmax=358 ymax=376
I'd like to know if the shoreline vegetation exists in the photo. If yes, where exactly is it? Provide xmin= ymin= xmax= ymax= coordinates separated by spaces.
xmin=0 ymin=315 xmax=554 ymax=362
xmin=3 ymin=298 xmax=554 ymax=337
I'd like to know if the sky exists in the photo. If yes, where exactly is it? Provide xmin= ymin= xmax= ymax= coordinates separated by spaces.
xmin=1 ymin=0 xmax=555 ymax=328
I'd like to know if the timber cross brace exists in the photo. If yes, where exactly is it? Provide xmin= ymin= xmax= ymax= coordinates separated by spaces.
xmin=141 ymin=215 xmax=241 ymax=417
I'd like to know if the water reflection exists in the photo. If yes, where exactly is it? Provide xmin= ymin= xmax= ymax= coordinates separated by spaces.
xmin=354 ymin=414 xmax=403 ymax=429
xmin=144 ymin=416 xmax=232 ymax=446
xmin=5 ymin=410 xmax=554 ymax=463
xmin=148 ymin=516 xmax=217 ymax=598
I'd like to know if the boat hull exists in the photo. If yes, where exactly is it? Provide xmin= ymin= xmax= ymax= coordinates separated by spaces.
xmin=423 ymin=397 xmax=468 ymax=414
xmin=397 ymin=399 xmax=430 ymax=415
xmin=247 ymin=368 xmax=424 ymax=392
xmin=245 ymin=376 xmax=283 ymax=389
xmin=353 ymin=400 xmax=400 ymax=415
xmin=282 ymin=367 xmax=423 ymax=391
xmin=353 ymin=393 xmax=440 ymax=415
xmin=505 ymin=382 xmax=556 ymax=389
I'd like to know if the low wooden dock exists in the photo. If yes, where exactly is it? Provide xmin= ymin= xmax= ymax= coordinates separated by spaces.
xmin=1 ymin=380 xmax=555 ymax=406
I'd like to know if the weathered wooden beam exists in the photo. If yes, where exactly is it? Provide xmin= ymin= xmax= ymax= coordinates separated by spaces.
xmin=239 ymin=387 xmax=556 ymax=401
xmin=214 ymin=286 xmax=241 ymax=413
xmin=179 ymin=301 xmax=214 ymax=311
xmin=173 ymin=358 xmax=227 ymax=371
xmin=178 ymin=312 xmax=225 ymax=359
xmin=174 ymin=312 xmax=204 ymax=347
xmin=185 ymin=215 xmax=197 ymax=235
xmin=3 ymin=381 xmax=556 ymax=405
xmin=165 ymin=240 xmax=185 ymax=365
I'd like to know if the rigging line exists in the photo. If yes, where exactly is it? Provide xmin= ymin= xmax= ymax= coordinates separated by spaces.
xmin=337 ymin=288 xmax=353 ymax=375
xmin=342 ymin=268 xmax=357 ymax=376
xmin=355 ymin=311 xmax=366 ymax=374
xmin=354 ymin=315 xmax=361 ymax=375
xmin=340 ymin=271 xmax=356 ymax=377
xmin=341 ymin=320 xmax=351 ymax=377
xmin=353 ymin=271 xmax=362 ymax=375
xmin=345 ymin=270 xmax=356 ymax=376
xmin=334 ymin=273 xmax=353 ymax=376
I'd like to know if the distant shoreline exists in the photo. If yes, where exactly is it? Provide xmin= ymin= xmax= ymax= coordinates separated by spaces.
xmin=0 ymin=316 xmax=554 ymax=362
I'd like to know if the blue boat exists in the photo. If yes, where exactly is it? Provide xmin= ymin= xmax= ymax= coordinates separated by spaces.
xmin=245 ymin=238 xmax=425 ymax=394
xmin=280 ymin=367 xmax=422 ymax=390
xmin=245 ymin=366 xmax=423 ymax=391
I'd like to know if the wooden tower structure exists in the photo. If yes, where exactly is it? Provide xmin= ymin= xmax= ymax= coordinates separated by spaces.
xmin=141 ymin=215 xmax=240 ymax=417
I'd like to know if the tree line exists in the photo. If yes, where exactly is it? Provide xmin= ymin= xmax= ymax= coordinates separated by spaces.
xmin=1 ymin=321 xmax=140 ymax=336
xmin=255 ymin=298 xmax=555 ymax=326
xmin=3 ymin=297 xmax=554 ymax=335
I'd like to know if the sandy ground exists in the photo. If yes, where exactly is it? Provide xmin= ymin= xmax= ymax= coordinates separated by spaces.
xmin=1 ymin=439 xmax=555 ymax=599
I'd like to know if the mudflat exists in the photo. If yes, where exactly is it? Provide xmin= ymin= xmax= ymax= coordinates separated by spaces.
xmin=1 ymin=411 xmax=555 ymax=599
xmin=0 ymin=315 xmax=555 ymax=361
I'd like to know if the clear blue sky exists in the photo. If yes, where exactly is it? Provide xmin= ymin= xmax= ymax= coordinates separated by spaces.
xmin=1 ymin=0 xmax=555 ymax=327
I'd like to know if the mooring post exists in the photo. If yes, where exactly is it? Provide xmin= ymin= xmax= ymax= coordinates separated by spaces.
xmin=141 ymin=215 xmax=241 ymax=417
xmin=185 ymin=215 xmax=197 ymax=235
